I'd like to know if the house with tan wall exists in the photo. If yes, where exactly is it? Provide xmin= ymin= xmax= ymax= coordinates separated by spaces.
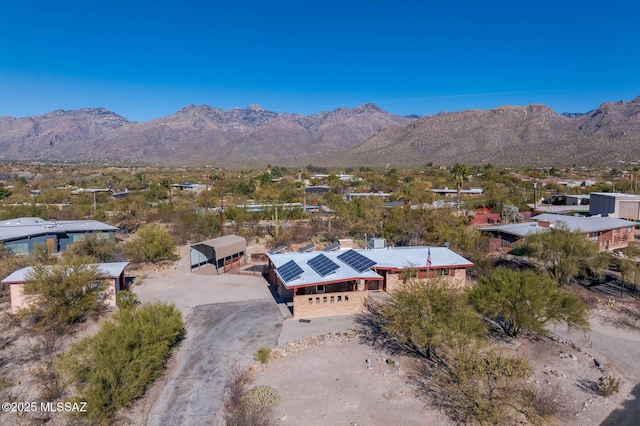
xmin=2 ymin=262 xmax=129 ymax=312
xmin=266 ymin=243 xmax=473 ymax=319
xmin=482 ymin=213 xmax=636 ymax=252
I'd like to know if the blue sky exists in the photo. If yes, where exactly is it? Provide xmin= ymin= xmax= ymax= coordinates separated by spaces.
xmin=1 ymin=0 xmax=639 ymax=122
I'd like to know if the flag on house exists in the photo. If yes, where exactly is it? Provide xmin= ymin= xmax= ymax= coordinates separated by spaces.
xmin=426 ymin=248 xmax=432 ymax=271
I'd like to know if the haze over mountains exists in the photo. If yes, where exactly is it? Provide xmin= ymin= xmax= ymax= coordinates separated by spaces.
xmin=1 ymin=96 xmax=640 ymax=167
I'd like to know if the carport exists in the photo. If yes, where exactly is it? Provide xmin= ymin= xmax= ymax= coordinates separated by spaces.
xmin=190 ymin=235 xmax=247 ymax=273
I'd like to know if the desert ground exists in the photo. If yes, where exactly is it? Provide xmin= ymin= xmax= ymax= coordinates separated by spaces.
xmin=124 ymin=244 xmax=640 ymax=426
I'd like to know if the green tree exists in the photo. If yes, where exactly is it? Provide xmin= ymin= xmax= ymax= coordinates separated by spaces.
xmin=450 ymin=163 xmax=469 ymax=210
xmin=469 ymin=268 xmax=590 ymax=337
xmin=57 ymin=301 xmax=184 ymax=425
xmin=523 ymin=226 xmax=598 ymax=285
xmin=382 ymin=280 xmax=486 ymax=364
xmin=125 ymin=223 xmax=178 ymax=263
xmin=21 ymin=255 xmax=108 ymax=332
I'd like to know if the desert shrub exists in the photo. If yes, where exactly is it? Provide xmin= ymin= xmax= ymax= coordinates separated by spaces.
xmin=598 ymin=375 xmax=622 ymax=397
xmin=435 ymin=349 xmax=532 ymax=425
xmin=224 ymin=368 xmax=281 ymax=426
xmin=125 ymin=223 xmax=178 ymax=263
xmin=116 ymin=290 xmax=138 ymax=310
xmin=57 ymin=301 xmax=184 ymax=425
xmin=254 ymin=346 xmax=272 ymax=364
xmin=522 ymin=382 xmax=572 ymax=422
xmin=67 ymin=233 xmax=122 ymax=262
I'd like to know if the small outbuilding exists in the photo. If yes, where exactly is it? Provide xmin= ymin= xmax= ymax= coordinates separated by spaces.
xmin=190 ymin=235 xmax=247 ymax=273
xmin=2 ymin=262 xmax=129 ymax=312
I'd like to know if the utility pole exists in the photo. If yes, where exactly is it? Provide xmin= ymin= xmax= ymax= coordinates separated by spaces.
xmin=218 ymin=169 xmax=225 ymax=236
xmin=204 ymin=166 xmax=210 ymax=212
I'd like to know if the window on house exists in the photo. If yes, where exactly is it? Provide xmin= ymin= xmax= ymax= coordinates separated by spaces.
xmin=6 ymin=242 xmax=29 ymax=254
xmin=323 ymin=296 xmax=327 ymax=303
xmin=330 ymin=296 xmax=334 ymax=302
xmin=437 ymin=269 xmax=450 ymax=276
xmin=337 ymin=296 xmax=342 ymax=302
xmin=316 ymin=285 xmax=325 ymax=293
xmin=588 ymin=232 xmax=598 ymax=242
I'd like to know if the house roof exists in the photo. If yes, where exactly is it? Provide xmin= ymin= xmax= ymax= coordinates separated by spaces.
xmin=482 ymin=222 xmax=550 ymax=238
xmin=191 ymin=235 xmax=246 ymax=260
xmin=533 ymin=214 xmax=636 ymax=233
xmin=482 ymin=214 xmax=636 ymax=238
xmin=590 ymin=192 xmax=640 ymax=200
xmin=2 ymin=262 xmax=129 ymax=284
xmin=267 ymin=246 xmax=473 ymax=288
xmin=0 ymin=217 xmax=118 ymax=242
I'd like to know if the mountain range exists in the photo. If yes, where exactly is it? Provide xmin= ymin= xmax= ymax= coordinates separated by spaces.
xmin=1 ymin=96 xmax=640 ymax=167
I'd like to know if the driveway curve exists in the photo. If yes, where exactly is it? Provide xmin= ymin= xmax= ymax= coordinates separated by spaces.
xmin=143 ymin=299 xmax=283 ymax=426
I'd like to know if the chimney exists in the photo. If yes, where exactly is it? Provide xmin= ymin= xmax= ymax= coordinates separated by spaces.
xmin=537 ymin=220 xmax=552 ymax=228
xmin=338 ymin=239 xmax=354 ymax=249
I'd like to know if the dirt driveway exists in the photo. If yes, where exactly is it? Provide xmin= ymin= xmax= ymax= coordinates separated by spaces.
xmin=140 ymin=300 xmax=282 ymax=426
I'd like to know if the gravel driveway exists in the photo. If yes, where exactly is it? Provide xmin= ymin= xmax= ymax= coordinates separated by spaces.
xmin=142 ymin=299 xmax=282 ymax=426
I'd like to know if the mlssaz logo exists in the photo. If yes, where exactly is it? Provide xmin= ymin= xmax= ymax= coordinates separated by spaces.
xmin=40 ymin=402 xmax=88 ymax=412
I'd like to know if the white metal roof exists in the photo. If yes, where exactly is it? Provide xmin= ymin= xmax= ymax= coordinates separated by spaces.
xmin=2 ymin=262 xmax=129 ymax=284
xmin=483 ymin=214 xmax=637 ymax=238
xmin=0 ymin=217 xmax=118 ymax=242
xmin=533 ymin=214 xmax=637 ymax=233
xmin=267 ymin=246 xmax=473 ymax=288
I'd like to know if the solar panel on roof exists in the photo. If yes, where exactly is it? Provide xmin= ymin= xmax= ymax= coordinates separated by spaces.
xmin=269 ymin=245 xmax=287 ymax=254
xmin=277 ymin=260 xmax=304 ymax=283
xmin=307 ymin=253 xmax=339 ymax=277
xmin=323 ymin=242 xmax=340 ymax=252
xmin=337 ymin=250 xmax=377 ymax=273
xmin=298 ymin=243 xmax=316 ymax=253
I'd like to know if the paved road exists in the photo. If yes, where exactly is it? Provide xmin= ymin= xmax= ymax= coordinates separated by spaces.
xmin=601 ymin=382 xmax=640 ymax=426
xmin=143 ymin=300 xmax=283 ymax=426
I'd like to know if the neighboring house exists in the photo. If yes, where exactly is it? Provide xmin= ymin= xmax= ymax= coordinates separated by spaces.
xmin=266 ymin=242 xmax=473 ymax=319
xmin=589 ymin=192 xmax=640 ymax=220
xmin=1 ymin=262 xmax=129 ymax=312
xmin=0 ymin=217 xmax=119 ymax=255
xmin=482 ymin=213 xmax=636 ymax=252
xmin=171 ymin=182 xmax=206 ymax=193
xmin=431 ymin=188 xmax=484 ymax=196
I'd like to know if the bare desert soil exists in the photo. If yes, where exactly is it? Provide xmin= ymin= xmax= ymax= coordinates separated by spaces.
xmin=251 ymin=285 xmax=640 ymax=426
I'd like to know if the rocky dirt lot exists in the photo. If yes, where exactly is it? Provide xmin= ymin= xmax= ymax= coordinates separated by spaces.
xmin=252 ymin=297 xmax=640 ymax=426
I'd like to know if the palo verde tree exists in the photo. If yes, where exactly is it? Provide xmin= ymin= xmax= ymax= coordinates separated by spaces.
xmin=468 ymin=268 xmax=590 ymax=337
xmin=20 ymin=255 xmax=108 ymax=332
xmin=522 ymin=224 xmax=598 ymax=285
xmin=382 ymin=279 xmax=486 ymax=364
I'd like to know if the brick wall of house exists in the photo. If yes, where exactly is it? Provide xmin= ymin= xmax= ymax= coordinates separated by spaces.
xmin=385 ymin=269 xmax=467 ymax=294
xmin=293 ymin=290 xmax=367 ymax=319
